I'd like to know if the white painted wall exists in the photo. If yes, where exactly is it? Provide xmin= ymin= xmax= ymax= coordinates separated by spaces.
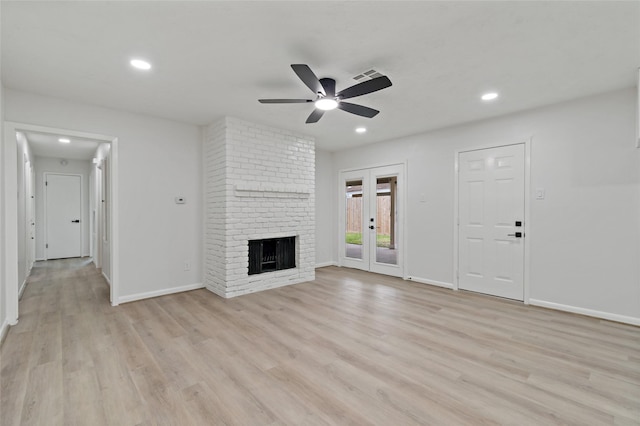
xmin=5 ymin=89 xmax=203 ymax=303
xmin=33 ymin=157 xmax=91 ymax=260
xmin=315 ymin=149 xmax=336 ymax=266
xmin=324 ymin=88 xmax=639 ymax=321
xmin=0 ymin=76 xmax=7 ymax=338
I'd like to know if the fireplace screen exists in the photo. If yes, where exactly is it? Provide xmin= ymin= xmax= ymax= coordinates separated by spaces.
xmin=248 ymin=236 xmax=296 ymax=275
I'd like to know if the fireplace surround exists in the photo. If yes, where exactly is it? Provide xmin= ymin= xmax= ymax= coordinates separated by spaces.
xmin=203 ymin=117 xmax=315 ymax=298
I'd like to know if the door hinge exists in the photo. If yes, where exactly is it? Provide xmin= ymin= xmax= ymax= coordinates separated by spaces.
xmin=45 ymin=181 xmax=48 ymax=186
xmin=46 ymin=243 xmax=48 ymax=248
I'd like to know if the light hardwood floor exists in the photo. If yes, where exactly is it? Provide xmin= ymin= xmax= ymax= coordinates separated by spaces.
xmin=1 ymin=258 xmax=639 ymax=425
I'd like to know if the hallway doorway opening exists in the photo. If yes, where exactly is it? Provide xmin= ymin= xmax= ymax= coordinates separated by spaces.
xmin=3 ymin=122 xmax=120 ymax=327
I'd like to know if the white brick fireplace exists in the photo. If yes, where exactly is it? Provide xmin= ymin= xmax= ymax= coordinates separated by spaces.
xmin=203 ymin=117 xmax=315 ymax=298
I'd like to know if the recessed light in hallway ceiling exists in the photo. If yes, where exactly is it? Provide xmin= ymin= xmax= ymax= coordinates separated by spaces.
xmin=130 ymin=59 xmax=152 ymax=71
xmin=481 ymin=92 xmax=499 ymax=101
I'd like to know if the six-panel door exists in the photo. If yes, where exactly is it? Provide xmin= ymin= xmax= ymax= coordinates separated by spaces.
xmin=458 ymin=145 xmax=525 ymax=300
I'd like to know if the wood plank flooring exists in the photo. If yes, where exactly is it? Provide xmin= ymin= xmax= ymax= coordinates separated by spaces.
xmin=1 ymin=258 xmax=639 ymax=425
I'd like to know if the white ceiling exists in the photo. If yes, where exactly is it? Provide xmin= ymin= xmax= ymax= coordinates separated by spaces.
xmin=25 ymin=132 xmax=100 ymax=161
xmin=2 ymin=2 xmax=638 ymax=151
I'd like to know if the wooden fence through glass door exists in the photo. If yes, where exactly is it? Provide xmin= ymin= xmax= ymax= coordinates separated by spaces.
xmin=346 ymin=195 xmax=392 ymax=247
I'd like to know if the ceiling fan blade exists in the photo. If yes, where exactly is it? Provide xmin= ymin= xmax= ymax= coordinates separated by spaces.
xmin=338 ymin=102 xmax=380 ymax=118
xmin=306 ymin=109 xmax=325 ymax=123
xmin=291 ymin=64 xmax=326 ymax=96
xmin=258 ymin=99 xmax=313 ymax=104
xmin=336 ymin=76 xmax=392 ymax=100
xmin=319 ymin=78 xmax=336 ymax=97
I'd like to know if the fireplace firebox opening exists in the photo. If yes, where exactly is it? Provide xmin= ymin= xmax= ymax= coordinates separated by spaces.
xmin=248 ymin=236 xmax=296 ymax=275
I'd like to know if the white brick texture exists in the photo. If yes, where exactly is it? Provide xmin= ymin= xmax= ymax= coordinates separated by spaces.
xmin=203 ymin=117 xmax=315 ymax=298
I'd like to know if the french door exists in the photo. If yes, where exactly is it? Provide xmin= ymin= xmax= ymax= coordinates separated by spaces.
xmin=339 ymin=164 xmax=403 ymax=277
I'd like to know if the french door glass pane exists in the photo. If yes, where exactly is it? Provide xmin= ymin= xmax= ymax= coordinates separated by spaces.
xmin=376 ymin=176 xmax=397 ymax=265
xmin=345 ymin=180 xmax=363 ymax=259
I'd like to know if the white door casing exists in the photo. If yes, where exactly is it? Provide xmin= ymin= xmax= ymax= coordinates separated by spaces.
xmin=457 ymin=144 xmax=525 ymax=300
xmin=45 ymin=173 xmax=82 ymax=260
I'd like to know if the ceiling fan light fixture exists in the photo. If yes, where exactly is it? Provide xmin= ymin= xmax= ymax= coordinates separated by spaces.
xmin=58 ymin=138 xmax=71 ymax=143
xmin=355 ymin=127 xmax=367 ymax=133
xmin=315 ymin=98 xmax=338 ymax=111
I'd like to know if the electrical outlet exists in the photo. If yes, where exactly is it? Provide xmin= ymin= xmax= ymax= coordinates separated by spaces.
xmin=183 ymin=261 xmax=191 ymax=271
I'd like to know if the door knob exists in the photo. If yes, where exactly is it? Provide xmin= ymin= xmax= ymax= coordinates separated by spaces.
xmin=71 ymin=219 xmax=80 ymax=223
xmin=369 ymin=225 xmax=375 ymax=230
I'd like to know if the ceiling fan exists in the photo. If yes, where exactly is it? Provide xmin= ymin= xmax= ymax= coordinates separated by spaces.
xmin=259 ymin=64 xmax=392 ymax=124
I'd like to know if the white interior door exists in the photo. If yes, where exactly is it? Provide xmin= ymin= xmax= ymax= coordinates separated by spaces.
xmin=340 ymin=164 xmax=403 ymax=277
xmin=25 ymin=160 xmax=35 ymax=272
xmin=46 ymin=173 xmax=82 ymax=260
xmin=458 ymin=144 xmax=525 ymax=300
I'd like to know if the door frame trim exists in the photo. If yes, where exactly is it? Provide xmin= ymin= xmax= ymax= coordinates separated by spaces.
xmin=453 ymin=139 xmax=532 ymax=304
xmin=3 ymin=122 xmax=120 ymax=328
xmin=337 ymin=161 xmax=407 ymax=278
xmin=43 ymin=172 xmax=83 ymax=261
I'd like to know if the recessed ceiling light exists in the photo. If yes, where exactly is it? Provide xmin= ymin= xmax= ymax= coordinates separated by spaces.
xmin=355 ymin=127 xmax=367 ymax=134
xmin=130 ymin=59 xmax=152 ymax=70
xmin=58 ymin=138 xmax=70 ymax=144
xmin=315 ymin=98 xmax=338 ymax=111
xmin=481 ymin=92 xmax=499 ymax=101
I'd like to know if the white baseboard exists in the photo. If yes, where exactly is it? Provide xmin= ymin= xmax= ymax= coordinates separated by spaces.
xmin=406 ymin=276 xmax=454 ymax=289
xmin=529 ymin=299 xmax=640 ymax=326
xmin=316 ymin=261 xmax=338 ymax=268
xmin=36 ymin=257 xmax=45 ymax=261
xmin=101 ymin=271 xmax=111 ymax=286
xmin=118 ymin=283 xmax=204 ymax=304
xmin=0 ymin=319 xmax=10 ymax=347
xmin=19 ymin=279 xmax=28 ymax=300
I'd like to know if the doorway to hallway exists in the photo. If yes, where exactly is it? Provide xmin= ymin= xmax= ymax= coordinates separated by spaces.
xmin=3 ymin=122 xmax=120 ymax=329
